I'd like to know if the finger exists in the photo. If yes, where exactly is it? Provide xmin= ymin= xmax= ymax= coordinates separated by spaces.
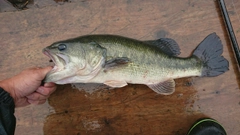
xmin=25 ymin=67 xmax=42 ymax=70
xmin=44 ymin=82 xmax=56 ymax=88
xmin=26 ymin=92 xmax=48 ymax=100
xmin=28 ymin=99 xmax=47 ymax=105
xmin=36 ymin=86 xmax=57 ymax=96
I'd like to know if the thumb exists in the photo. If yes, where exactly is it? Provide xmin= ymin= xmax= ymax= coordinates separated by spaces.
xmin=36 ymin=66 xmax=53 ymax=80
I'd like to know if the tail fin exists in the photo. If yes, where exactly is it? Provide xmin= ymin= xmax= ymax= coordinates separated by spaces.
xmin=193 ymin=33 xmax=229 ymax=77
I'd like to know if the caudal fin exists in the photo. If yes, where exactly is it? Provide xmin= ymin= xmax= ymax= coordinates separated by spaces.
xmin=193 ymin=33 xmax=229 ymax=77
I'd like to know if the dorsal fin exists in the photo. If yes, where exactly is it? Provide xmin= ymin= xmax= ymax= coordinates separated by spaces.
xmin=144 ymin=38 xmax=181 ymax=56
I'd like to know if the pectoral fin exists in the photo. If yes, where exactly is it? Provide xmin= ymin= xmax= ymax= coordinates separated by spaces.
xmin=104 ymin=80 xmax=128 ymax=88
xmin=104 ymin=57 xmax=130 ymax=71
xmin=147 ymin=79 xmax=175 ymax=95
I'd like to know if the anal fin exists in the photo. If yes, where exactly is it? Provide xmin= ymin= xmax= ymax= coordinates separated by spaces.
xmin=104 ymin=80 xmax=128 ymax=88
xmin=147 ymin=79 xmax=175 ymax=95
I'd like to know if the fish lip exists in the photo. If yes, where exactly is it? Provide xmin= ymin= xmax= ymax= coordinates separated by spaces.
xmin=43 ymin=48 xmax=56 ymax=64
xmin=56 ymin=53 xmax=69 ymax=65
xmin=43 ymin=48 xmax=61 ymax=73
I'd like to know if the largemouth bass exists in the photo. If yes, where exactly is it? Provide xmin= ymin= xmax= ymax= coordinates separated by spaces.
xmin=43 ymin=33 xmax=229 ymax=95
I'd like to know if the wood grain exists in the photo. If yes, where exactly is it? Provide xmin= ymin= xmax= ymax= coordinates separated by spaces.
xmin=0 ymin=0 xmax=239 ymax=134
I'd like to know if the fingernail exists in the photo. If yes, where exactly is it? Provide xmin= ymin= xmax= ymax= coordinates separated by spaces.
xmin=44 ymin=82 xmax=55 ymax=87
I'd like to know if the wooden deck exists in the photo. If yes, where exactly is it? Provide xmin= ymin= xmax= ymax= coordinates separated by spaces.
xmin=0 ymin=0 xmax=240 ymax=134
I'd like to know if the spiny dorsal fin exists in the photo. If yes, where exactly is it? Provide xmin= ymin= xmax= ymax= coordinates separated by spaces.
xmin=147 ymin=79 xmax=175 ymax=95
xmin=144 ymin=38 xmax=181 ymax=56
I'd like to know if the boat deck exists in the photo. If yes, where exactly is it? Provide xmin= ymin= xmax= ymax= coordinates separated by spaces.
xmin=0 ymin=0 xmax=239 ymax=134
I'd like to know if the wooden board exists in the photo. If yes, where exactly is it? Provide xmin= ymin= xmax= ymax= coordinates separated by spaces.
xmin=0 ymin=0 xmax=240 ymax=134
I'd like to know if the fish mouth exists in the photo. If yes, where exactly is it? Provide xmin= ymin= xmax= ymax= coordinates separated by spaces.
xmin=43 ymin=49 xmax=69 ymax=73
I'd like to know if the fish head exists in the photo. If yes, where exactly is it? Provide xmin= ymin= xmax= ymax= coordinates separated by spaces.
xmin=43 ymin=40 xmax=106 ymax=84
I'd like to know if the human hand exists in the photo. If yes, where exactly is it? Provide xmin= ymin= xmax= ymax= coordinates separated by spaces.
xmin=0 ymin=67 xmax=57 ymax=107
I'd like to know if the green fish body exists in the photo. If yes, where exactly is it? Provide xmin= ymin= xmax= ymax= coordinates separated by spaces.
xmin=43 ymin=33 xmax=229 ymax=95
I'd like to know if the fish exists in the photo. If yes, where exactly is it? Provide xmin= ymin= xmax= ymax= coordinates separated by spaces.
xmin=42 ymin=33 xmax=229 ymax=95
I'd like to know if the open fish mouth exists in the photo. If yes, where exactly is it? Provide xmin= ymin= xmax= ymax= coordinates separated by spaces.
xmin=43 ymin=49 xmax=69 ymax=73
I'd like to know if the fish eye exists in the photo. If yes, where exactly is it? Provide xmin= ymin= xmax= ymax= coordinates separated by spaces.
xmin=58 ymin=44 xmax=67 ymax=51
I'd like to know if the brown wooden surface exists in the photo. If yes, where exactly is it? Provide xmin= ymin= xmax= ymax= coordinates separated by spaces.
xmin=0 ymin=0 xmax=240 ymax=135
